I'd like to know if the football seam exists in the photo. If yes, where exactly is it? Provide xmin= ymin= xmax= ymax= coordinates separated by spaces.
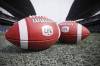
xmin=61 ymin=34 xmax=89 ymax=36
xmin=6 ymin=38 xmax=59 ymax=42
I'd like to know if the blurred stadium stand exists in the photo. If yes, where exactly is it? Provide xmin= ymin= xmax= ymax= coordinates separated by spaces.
xmin=0 ymin=0 xmax=36 ymax=20
xmin=66 ymin=0 xmax=100 ymax=32
xmin=0 ymin=0 xmax=36 ymax=27
xmin=0 ymin=11 xmax=17 ymax=26
xmin=0 ymin=25 xmax=9 ymax=32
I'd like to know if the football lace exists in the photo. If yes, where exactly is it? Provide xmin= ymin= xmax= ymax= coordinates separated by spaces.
xmin=31 ymin=16 xmax=53 ymax=22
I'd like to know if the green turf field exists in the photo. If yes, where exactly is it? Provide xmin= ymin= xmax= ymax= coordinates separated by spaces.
xmin=0 ymin=32 xmax=3 ymax=35
xmin=0 ymin=33 xmax=100 ymax=66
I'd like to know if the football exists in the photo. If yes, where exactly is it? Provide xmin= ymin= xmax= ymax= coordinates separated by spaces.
xmin=59 ymin=21 xmax=90 ymax=43
xmin=5 ymin=16 xmax=60 ymax=50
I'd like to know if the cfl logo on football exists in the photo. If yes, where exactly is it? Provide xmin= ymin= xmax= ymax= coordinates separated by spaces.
xmin=61 ymin=26 xmax=69 ymax=33
xmin=42 ymin=25 xmax=53 ymax=36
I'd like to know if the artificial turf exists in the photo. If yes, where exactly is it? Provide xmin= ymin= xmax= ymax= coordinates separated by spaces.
xmin=0 ymin=33 xmax=100 ymax=66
